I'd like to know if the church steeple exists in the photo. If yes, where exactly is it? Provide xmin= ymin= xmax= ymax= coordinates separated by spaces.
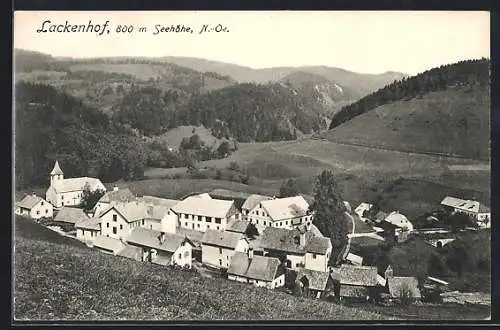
xmin=50 ymin=160 xmax=64 ymax=185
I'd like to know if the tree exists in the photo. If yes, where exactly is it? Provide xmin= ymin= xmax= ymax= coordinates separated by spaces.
xmin=279 ymin=178 xmax=300 ymax=198
xmin=227 ymin=161 xmax=240 ymax=172
xmin=79 ymin=184 xmax=106 ymax=212
xmin=245 ymin=223 xmax=259 ymax=238
xmin=446 ymin=212 xmax=477 ymax=231
xmin=309 ymin=170 xmax=348 ymax=265
xmin=217 ymin=141 xmax=231 ymax=158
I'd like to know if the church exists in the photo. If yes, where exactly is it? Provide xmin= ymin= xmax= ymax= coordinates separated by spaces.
xmin=45 ymin=161 xmax=107 ymax=208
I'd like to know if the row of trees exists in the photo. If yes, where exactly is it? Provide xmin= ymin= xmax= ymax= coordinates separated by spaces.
xmin=330 ymin=58 xmax=490 ymax=129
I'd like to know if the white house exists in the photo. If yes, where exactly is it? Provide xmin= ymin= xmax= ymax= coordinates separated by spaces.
xmin=75 ymin=217 xmax=101 ymax=244
xmin=15 ymin=194 xmax=53 ymax=219
xmin=440 ymin=196 xmax=491 ymax=228
xmin=384 ymin=211 xmax=414 ymax=232
xmin=169 ymin=195 xmax=239 ymax=232
xmin=98 ymin=200 xmax=171 ymax=240
xmin=93 ymin=187 xmax=136 ymax=217
xmin=246 ymin=196 xmax=313 ymax=230
xmin=45 ymin=161 xmax=106 ymax=208
xmin=241 ymin=194 xmax=272 ymax=220
xmin=201 ymin=229 xmax=249 ymax=269
xmin=126 ymin=227 xmax=196 ymax=267
xmin=258 ymin=226 xmax=332 ymax=272
xmin=227 ymin=249 xmax=285 ymax=289
xmin=354 ymin=203 xmax=373 ymax=221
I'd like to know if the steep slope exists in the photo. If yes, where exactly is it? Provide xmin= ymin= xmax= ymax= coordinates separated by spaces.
xmin=324 ymin=59 xmax=490 ymax=160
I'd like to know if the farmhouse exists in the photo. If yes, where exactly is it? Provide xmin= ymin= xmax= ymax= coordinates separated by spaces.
xmin=354 ymin=202 xmax=373 ymax=221
xmin=93 ymin=187 xmax=136 ymax=217
xmin=126 ymin=227 xmax=195 ymax=267
xmin=227 ymin=249 xmax=285 ymax=289
xmin=15 ymin=194 xmax=53 ymax=219
xmin=169 ymin=195 xmax=239 ymax=232
xmin=336 ymin=264 xmax=379 ymax=300
xmin=45 ymin=160 xmax=106 ymax=208
xmin=259 ymin=226 xmax=332 ymax=272
xmin=440 ymin=196 xmax=491 ymax=227
xmin=246 ymin=196 xmax=313 ymax=230
xmin=201 ymin=229 xmax=249 ymax=269
xmin=75 ymin=217 xmax=101 ymax=244
xmin=295 ymin=268 xmax=334 ymax=299
xmin=92 ymin=235 xmax=128 ymax=255
xmin=241 ymin=194 xmax=272 ymax=220
xmin=98 ymin=200 xmax=170 ymax=239
xmin=384 ymin=211 xmax=414 ymax=232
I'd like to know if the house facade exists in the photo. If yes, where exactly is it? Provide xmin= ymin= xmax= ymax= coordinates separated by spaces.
xmin=241 ymin=194 xmax=272 ymax=221
xmin=76 ymin=217 xmax=101 ymax=244
xmin=296 ymin=268 xmax=334 ymax=299
xmin=45 ymin=161 xmax=106 ymax=208
xmin=15 ymin=194 xmax=53 ymax=219
xmin=336 ymin=264 xmax=380 ymax=300
xmin=170 ymin=195 xmax=239 ymax=233
xmin=440 ymin=196 xmax=491 ymax=228
xmin=201 ymin=229 xmax=249 ymax=269
xmin=93 ymin=187 xmax=136 ymax=217
xmin=259 ymin=227 xmax=332 ymax=272
xmin=227 ymin=250 xmax=285 ymax=289
xmin=246 ymin=196 xmax=313 ymax=230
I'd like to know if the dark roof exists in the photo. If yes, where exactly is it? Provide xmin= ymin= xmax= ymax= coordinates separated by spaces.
xmin=98 ymin=188 xmax=136 ymax=204
xmin=296 ymin=268 xmax=331 ymax=291
xmin=201 ymin=229 xmax=245 ymax=249
xmin=75 ymin=217 xmax=100 ymax=230
xmin=388 ymin=277 xmax=422 ymax=298
xmin=175 ymin=227 xmax=204 ymax=246
xmin=54 ymin=207 xmax=89 ymax=224
xmin=227 ymin=252 xmax=281 ymax=282
xmin=226 ymin=220 xmax=250 ymax=234
xmin=339 ymin=264 xmax=378 ymax=287
xmin=259 ymin=227 xmax=331 ymax=255
xmin=349 ymin=236 xmax=385 ymax=248
xmin=126 ymin=227 xmax=193 ymax=253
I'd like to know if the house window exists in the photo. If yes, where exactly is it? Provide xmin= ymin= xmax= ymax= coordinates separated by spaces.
xmin=256 ymin=220 xmax=259 ymax=224
xmin=312 ymin=254 xmax=317 ymax=259
xmin=219 ymin=248 xmax=222 ymax=254
xmin=45 ymin=209 xmax=48 ymax=214
xmin=120 ymin=224 xmax=123 ymax=230
xmin=36 ymin=211 xmax=40 ymax=215
xmin=215 ymin=218 xmax=221 ymax=224
xmin=219 ymin=259 xmax=222 ymax=266
xmin=113 ymin=227 xmax=117 ymax=234
xmin=41 ymin=201 xmax=44 ymax=206
xmin=178 ymin=253 xmax=181 ymax=258
xmin=61 ymin=202 xmax=64 ymax=206
xmin=206 ymin=217 xmax=212 ymax=222
xmin=184 ymin=222 xmax=187 ymax=227
xmin=184 ymin=214 xmax=188 ymax=219
xmin=184 ymin=251 xmax=189 ymax=257
xmin=207 ymin=225 xmax=210 ymax=229
xmin=197 ymin=224 xmax=200 ymax=228
xmin=263 ymin=221 xmax=267 ymax=226
xmin=113 ymin=214 xmax=117 ymax=221
xmin=142 ymin=219 xmax=145 ymax=225
xmin=256 ymin=211 xmax=259 ymax=216
xmin=106 ymin=223 xmax=109 ymax=228
xmin=296 ymin=263 xmax=301 ymax=267
xmin=217 ymin=226 xmax=220 ymax=230
xmin=61 ymin=195 xmax=64 ymax=200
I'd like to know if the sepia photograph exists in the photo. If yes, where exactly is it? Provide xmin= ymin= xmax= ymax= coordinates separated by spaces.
xmin=12 ymin=10 xmax=491 ymax=322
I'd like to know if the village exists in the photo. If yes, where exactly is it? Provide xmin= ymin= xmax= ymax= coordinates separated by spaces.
xmin=15 ymin=160 xmax=492 ymax=306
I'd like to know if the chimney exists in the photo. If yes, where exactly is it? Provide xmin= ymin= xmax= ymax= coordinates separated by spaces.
xmin=299 ymin=231 xmax=306 ymax=247
xmin=158 ymin=232 xmax=166 ymax=244
xmin=113 ymin=186 xmax=119 ymax=192
xmin=248 ymin=247 xmax=254 ymax=259
xmin=385 ymin=265 xmax=394 ymax=280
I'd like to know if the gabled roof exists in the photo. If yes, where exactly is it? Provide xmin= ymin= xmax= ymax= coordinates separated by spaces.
xmin=354 ymin=203 xmax=373 ymax=216
xmin=98 ymin=188 xmax=136 ymax=204
xmin=259 ymin=227 xmax=331 ymax=255
xmin=54 ymin=207 xmax=89 ymax=224
xmin=385 ymin=212 xmax=412 ymax=230
xmin=228 ymin=252 xmax=281 ymax=282
xmin=99 ymin=201 xmax=169 ymax=223
xmin=296 ymin=268 xmax=331 ymax=291
xmin=138 ymin=195 xmax=180 ymax=209
xmin=441 ymin=196 xmax=483 ymax=213
xmin=126 ymin=227 xmax=194 ymax=253
xmin=117 ymin=245 xmax=143 ymax=261
xmin=388 ymin=276 xmax=422 ymax=298
xmin=16 ymin=195 xmax=43 ymax=210
xmin=52 ymin=177 xmax=105 ymax=193
xmin=50 ymin=160 xmax=64 ymax=175
xmin=339 ymin=264 xmax=379 ymax=287
xmin=171 ymin=196 xmax=235 ymax=219
xmin=93 ymin=236 xmax=127 ymax=254
xmin=259 ymin=196 xmax=310 ymax=221
xmin=226 ymin=219 xmax=250 ymax=234
xmin=201 ymin=229 xmax=245 ymax=249
xmin=242 ymin=194 xmax=272 ymax=211
xmin=75 ymin=217 xmax=101 ymax=230
xmin=175 ymin=227 xmax=204 ymax=246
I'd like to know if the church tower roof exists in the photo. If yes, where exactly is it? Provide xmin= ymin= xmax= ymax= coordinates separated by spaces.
xmin=50 ymin=161 xmax=64 ymax=175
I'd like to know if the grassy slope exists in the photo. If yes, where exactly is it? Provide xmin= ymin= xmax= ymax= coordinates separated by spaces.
xmin=148 ymin=125 xmax=224 ymax=150
xmin=322 ymin=85 xmax=490 ymax=160
xmin=14 ymin=216 xmax=389 ymax=321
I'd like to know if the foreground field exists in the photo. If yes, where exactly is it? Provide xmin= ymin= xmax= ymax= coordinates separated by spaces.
xmin=13 ymin=216 xmax=389 ymax=321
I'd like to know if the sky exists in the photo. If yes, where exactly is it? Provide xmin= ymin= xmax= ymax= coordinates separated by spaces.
xmin=14 ymin=11 xmax=490 ymax=75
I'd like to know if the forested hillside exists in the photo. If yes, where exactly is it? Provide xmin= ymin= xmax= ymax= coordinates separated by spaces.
xmin=15 ymin=82 xmax=149 ymax=189
xmin=329 ymin=59 xmax=490 ymax=129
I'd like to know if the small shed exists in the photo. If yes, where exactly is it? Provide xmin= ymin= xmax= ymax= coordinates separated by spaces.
xmin=296 ymin=268 xmax=334 ymax=299
xmin=336 ymin=264 xmax=379 ymax=300
xmin=387 ymin=276 xmax=422 ymax=300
